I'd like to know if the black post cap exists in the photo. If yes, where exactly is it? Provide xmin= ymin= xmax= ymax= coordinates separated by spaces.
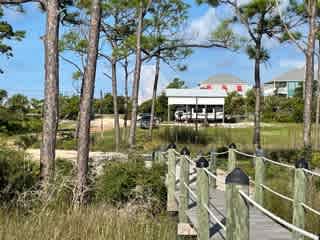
xmin=256 ymin=148 xmax=264 ymax=157
xmin=295 ymin=158 xmax=309 ymax=169
xmin=167 ymin=143 xmax=176 ymax=149
xmin=196 ymin=157 xmax=209 ymax=168
xmin=180 ymin=146 xmax=190 ymax=156
xmin=225 ymin=168 xmax=249 ymax=186
xmin=229 ymin=143 xmax=236 ymax=149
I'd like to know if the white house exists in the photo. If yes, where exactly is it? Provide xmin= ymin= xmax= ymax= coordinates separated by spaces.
xmin=165 ymin=74 xmax=251 ymax=122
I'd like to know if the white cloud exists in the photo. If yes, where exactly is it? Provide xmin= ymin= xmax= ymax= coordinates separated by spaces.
xmin=137 ymin=65 xmax=169 ymax=104
xmin=279 ymin=59 xmax=305 ymax=68
xmin=185 ymin=8 xmax=218 ymax=43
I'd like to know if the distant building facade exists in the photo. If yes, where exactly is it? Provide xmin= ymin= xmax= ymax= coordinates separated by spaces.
xmin=199 ymin=74 xmax=251 ymax=94
xmin=263 ymin=67 xmax=317 ymax=97
xmin=165 ymin=74 xmax=251 ymax=122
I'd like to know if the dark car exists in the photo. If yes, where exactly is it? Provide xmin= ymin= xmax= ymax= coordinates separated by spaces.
xmin=139 ymin=114 xmax=160 ymax=129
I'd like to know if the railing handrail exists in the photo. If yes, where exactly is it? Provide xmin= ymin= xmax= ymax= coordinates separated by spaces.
xmin=260 ymin=184 xmax=294 ymax=203
xmin=239 ymin=190 xmax=319 ymax=240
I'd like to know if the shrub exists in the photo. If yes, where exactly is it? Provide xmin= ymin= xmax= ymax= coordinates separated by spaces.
xmin=95 ymin=160 xmax=166 ymax=211
xmin=0 ymin=148 xmax=39 ymax=202
xmin=265 ymin=149 xmax=302 ymax=164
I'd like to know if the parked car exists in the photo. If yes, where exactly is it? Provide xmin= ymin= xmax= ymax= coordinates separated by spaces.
xmin=138 ymin=114 xmax=160 ymax=129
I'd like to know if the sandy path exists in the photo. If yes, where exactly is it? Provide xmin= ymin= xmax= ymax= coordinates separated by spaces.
xmin=90 ymin=117 xmax=130 ymax=133
xmin=26 ymin=148 xmax=127 ymax=162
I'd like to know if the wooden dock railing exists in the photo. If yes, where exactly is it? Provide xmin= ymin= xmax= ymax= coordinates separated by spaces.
xmin=154 ymin=144 xmax=320 ymax=240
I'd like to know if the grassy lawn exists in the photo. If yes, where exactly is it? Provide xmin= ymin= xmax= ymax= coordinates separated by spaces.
xmin=36 ymin=122 xmax=319 ymax=155
xmin=138 ymin=123 xmax=318 ymax=153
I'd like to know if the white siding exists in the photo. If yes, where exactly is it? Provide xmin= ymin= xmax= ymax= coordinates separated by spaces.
xmin=168 ymin=97 xmax=224 ymax=105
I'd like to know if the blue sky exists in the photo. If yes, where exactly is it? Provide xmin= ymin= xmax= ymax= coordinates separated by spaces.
xmin=0 ymin=1 xmax=306 ymax=101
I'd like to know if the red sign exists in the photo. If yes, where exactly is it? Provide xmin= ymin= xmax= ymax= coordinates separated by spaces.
xmin=236 ymin=85 xmax=243 ymax=92
xmin=222 ymin=84 xmax=228 ymax=91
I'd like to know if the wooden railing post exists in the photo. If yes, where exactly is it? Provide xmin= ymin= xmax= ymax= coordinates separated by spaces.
xmin=254 ymin=149 xmax=265 ymax=205
xmin=159 ymin=150 xmax=164 ymax=163
xmin=226 ymin=168 xmax=249 ymax=240
xmin=228 ymin=143 xmax=237 ymax=172
xmin=167 ymin=143 xmax=177 ymax=212
xmin=153 ymin=151 xmax=158 ymax=162
xmin=179 ymin=147 xmax=190 ymax=223
xmin=210 ymin=149 xmax=217 ymax=189
xmin=196 ymin=157 xmax=209 ymax=240
xmin=292 ymin=158 xmax=308 ymax=240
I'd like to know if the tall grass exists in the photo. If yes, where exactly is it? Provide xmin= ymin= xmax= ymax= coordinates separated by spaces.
xmin=0 ymin=206 xmax=176 ymax=240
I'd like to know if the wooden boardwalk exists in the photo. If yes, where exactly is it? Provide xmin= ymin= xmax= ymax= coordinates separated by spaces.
xmin=174 ymin=166 xmax=292 ymax=240
xmin=160 ymin=146 xmax=319 ymax=240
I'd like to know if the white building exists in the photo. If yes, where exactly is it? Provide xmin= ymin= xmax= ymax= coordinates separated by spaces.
xmin=165 ymin=74 xmax=251 ymax=122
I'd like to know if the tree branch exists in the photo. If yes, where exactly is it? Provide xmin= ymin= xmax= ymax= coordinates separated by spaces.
xmin=141 ymin=41 xmax=228 ymax=61
xmin=0 ymin=0 xmax=45 ymax=8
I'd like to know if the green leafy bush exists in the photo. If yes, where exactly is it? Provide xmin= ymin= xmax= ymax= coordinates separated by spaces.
xmin=0 ymin=148 xmax=39 ymax=202
xmin=95 ymin=160 xmax=166 ymax=210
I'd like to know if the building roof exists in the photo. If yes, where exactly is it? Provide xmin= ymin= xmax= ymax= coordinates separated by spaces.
xmin=165 ymin=88 xmax=227 ymax=98
xmin=265 ymin=67 xmax=318 ymax=84
xmin=201 ymin=74 xmax=247 ymax=85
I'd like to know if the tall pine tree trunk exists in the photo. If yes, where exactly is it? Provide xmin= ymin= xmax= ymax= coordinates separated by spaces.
xmin=148 ymin=53 xmax=160 ymax=140
xmin=73 ymin=0 xmax=101 ymax=204
xmin=123 ymin=57 xmax=129 ymax=132
xmin=253 ymin=46 xmax=261 ymax=150
xmin=129 ymin=2 xmax=144 ymax=148
xmin=111 ymin=59 xmax=120 ymax=151
xmin=315 ymin=40 xmax=320 ymax=150
xmin=40 ymin=0 xmax=60 ymax=190
xmin=303 ymin=0 xmax=317 ymax=161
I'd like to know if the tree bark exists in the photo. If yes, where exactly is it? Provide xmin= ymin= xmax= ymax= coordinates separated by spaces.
xmin=253 ymin=43 xmax=262 ymax=150
xmin=111 ymin=58 xmax=120 ymax=152
xmin=148 ymin=53 xmax=160 ymax=140
xmin=315 ymin=40 xmax=320 ymax=150
xmin=74 ymin=77 xmax=84 ymax=139
xmin=40 ymin=0 xmax=60 ymax=190
xmin=303 ymin=0 xmax=317 ymax=161
xmin=129 ymin=2 xmax=144 ymax=148
xmin=73 ymin=0 xmax=101 ymax=204
xmin=123 ymin=57 xmax=129 ymax=131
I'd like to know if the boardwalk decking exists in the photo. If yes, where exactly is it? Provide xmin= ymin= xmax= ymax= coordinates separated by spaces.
xmin=174 ymin=167 xmax=292 ymax=240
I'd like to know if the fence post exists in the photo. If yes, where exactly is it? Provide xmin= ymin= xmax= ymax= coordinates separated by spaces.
xmin=226 ymin=168 xmax=249 ymax=240
xmin=228 ymin=143 xmax=237 ymax=173
xmin=196 ymin=157 xmax=210 ymax=240
xmin=210 ymin=149 xmax=217 ymax=189
xmin=292 ymin=158 xmax=308 ymax=240
xmin=158 ymin=150 xmax=164 ymax=164
xmin=254 ymin=149 xmax=265 ymax=205
xmin=179 ymin=147 xmax=190 ymax=223
xmin=167 ymin=143 xmax=177 ymax=212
